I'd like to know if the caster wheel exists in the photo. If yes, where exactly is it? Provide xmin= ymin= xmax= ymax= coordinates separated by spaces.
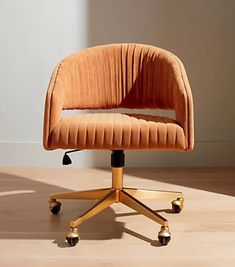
xmin=171 ymin=197 xmax=184 ymax=213
xmin=49 ymin=199 xmax=61 ymax=215
xmin=158 ymin=226 xmax=171 ymax=246
xmin=66 ymin=228 xmax=80 ymax=247
xmin=66 ymin=236 xmax=79 ymax=246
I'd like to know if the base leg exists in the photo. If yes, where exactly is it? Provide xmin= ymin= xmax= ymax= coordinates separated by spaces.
xmin=124 ymin=188 xmax=183 ymax=200
xmin=120 ymin=190 xmax=168 ymax=227
xmin=49 ymin=188 xmax=111 ymax=200
xmin=70 ymin=190 xmax=116 ymax=228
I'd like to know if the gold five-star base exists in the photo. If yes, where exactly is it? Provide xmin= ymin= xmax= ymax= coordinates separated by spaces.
xmin=49 ymin=167 xmax=184 ymax=246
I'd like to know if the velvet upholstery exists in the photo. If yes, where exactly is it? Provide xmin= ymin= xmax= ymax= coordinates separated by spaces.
xmin=43 ymin=44 xmax=194 ymax=151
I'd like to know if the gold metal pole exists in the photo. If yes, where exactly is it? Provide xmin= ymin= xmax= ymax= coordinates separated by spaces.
xmin=112 ymin=167 xmax=123 ymax=189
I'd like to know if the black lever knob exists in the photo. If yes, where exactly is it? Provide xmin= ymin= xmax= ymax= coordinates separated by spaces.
xmin=62 ymin=150 xmax=80 ymax=165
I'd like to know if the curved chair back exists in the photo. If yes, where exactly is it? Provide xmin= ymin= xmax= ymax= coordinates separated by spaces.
xmin=44 ymin=44 xmax=194 ymax=150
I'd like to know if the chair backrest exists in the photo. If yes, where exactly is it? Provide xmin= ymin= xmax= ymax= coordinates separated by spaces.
xmin=56 ymin=43 xmax=182 ymax=110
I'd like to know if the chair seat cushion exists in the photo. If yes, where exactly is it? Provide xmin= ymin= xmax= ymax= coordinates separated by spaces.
xmin=50 ymin=113 xmax=186 ymax=150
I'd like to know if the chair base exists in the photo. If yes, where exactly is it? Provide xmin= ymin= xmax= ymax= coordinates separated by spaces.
xmin=49 ymin=165 xmax=184 ymax=246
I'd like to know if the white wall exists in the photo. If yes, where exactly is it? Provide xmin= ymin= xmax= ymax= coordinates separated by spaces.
xmin=0 ymin=0 xmax=88 ymax=141
xmin=0 ymin=0 xmax=234 ymax=167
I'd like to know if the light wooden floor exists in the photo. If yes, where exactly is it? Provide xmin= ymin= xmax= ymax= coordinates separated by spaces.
xmin=0 ymin=167 xmax=235 ymax=267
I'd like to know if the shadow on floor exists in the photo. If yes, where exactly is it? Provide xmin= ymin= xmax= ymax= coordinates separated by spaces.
xmin=1 ymin=167 xmax=234 ymax=247
xmin=0 ymin=171 xmax=162 ymax=247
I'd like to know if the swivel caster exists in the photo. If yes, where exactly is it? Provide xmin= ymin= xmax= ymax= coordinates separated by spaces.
xmin=158 ymin=226 xmax=171 ymax=246
xmin=66 ymin=227 xmax=80 ymax=246
xmin=172 ymin=197 xmax=184 ymax=213
xmin=49 ymin=199 xmax=61 ymax=215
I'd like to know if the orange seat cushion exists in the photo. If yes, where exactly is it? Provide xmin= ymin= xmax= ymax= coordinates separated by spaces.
xmin=50 ymin=113 xmax=186 ymax=150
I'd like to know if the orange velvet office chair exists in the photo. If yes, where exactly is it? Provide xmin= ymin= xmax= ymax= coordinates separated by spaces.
xmin=43 ymin=44 xmax=194 ymax=246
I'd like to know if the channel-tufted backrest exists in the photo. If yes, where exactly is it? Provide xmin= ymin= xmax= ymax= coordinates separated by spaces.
xmin=44 ymin=44 xmax=194 ymax=150
xmin=54 ymin=44 xmax=183 ymax=109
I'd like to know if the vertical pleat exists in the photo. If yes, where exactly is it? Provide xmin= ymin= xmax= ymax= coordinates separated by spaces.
xmin=61 ymin=44 xmax=178 ymax=110
xmin=50 ymin=113 xmax=186 ymax=150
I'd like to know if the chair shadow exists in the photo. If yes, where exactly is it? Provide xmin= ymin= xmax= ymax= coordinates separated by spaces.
xmin=0 ymin=171 xmax=164 ymax=247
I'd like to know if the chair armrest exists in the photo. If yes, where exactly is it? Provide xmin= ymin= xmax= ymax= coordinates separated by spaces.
xmin=43 ymin=63 xmax=64 ymax=150
xmin=172 ymin=56 xmax=194 ymax=151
